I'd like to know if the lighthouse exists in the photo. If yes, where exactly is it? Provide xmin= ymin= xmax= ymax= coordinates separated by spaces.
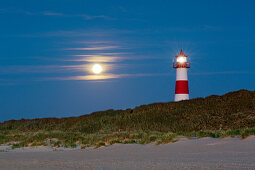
xmin=173 ymin=49 xmax=190 ymax=101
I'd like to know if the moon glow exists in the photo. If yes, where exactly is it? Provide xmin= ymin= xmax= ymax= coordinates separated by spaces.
xmin=92 ymin=64 xmax=103 ymax=74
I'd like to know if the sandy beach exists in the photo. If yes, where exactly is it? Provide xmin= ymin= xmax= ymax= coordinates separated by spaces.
xmin=0 ymin=136 xmax=255 ymax=170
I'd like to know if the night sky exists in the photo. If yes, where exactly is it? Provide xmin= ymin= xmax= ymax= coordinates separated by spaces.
xmin=0 ymin=0 xmax=255 ymax=121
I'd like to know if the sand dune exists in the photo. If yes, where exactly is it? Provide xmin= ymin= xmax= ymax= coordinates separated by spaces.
xmin=0 ymin=136 xmax=255 ymax=170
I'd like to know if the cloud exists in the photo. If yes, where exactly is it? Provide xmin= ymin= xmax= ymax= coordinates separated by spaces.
xmin=68 ymin=54 xmax=163 ymax=63
xmin=189 ymin=71 xmax=253 ymax=76
xmin=0 ymin=9 xmax=34 ymax=15
xmin=0 ymin=65 xmax=92 ymax=74
xmin=73 ymin=14 xmax=114 ymax=20
xmin=167 ymin=25 xmax=222 ymax=32
xmin=65 ymin=46 xmax=123 ymax=51
xmin=50 ymin=73 xmax=173 ymax=81
xmin=21 ymin=31 xmax=92 ymax=38
xmin=42 ymin=12 xmax=64 ymax=16
xmin=67 ymin=55 xmax=123 ymax=63
xmin=0 ymin=9 xmax=113 ymax=20
xmin=0 ymin=82 xmax=16 ymax=86
xmin=18 ymin=28 xmax=135 ymax=38
xmin=0 ymin=78 xmax=16 ymax=86
xmin=56 ymin=74 xmax=123 ymax=81
xmin=74 ymin=41 xmax=114 ymax=44
xmin=39 ymin=70 xmax=255 ymax=82
xmin=0 ymin=65 xmax=63 ymax=74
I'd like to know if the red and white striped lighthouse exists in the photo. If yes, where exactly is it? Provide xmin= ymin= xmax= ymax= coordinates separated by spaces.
xmin=173 ymin=49 xmax=190 ymax=101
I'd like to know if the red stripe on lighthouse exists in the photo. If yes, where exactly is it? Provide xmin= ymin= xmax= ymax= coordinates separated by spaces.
xmin=175 ymin=80 xmax=189 ymax=94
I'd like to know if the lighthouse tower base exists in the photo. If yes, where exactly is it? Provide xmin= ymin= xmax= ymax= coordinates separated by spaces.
xmin=175 ymin=94 xmax=189 ymax=102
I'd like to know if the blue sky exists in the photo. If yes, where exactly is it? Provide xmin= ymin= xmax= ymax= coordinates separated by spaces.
xmin=0 ymin=0 xmax=255 ymax=121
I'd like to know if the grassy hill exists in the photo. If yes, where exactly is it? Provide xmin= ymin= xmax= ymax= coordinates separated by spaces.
xmin=0 ymin=89 xmax=255 ymax=149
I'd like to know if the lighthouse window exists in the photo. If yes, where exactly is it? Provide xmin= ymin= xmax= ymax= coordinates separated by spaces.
xmin=177 ymin=56 xmax=187 ymax=63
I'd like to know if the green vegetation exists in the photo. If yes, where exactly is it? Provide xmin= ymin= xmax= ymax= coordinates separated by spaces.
xmin=0 ymin=89 xmax=254 ymax=149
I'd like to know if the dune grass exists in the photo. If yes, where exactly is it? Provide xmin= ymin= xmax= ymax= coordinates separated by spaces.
xmin=1 ymin=128 xmax=255 ymax=149
xmin=0 ymin=89 xmax=254 ymax=149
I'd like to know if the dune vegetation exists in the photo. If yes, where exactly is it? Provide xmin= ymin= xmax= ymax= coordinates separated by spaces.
xmin=0 ymin=89 xmax=255 ymax=149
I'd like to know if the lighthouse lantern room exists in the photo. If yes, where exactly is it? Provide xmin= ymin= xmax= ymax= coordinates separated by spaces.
xmin=173 ymin=49 xmax=190 ymax=102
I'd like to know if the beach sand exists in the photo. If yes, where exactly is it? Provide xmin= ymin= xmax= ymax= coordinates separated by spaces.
xmin=0 ymin=136 xmax=255 ymax=170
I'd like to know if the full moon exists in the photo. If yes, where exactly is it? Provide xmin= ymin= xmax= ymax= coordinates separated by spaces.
xmin=92 ymin=64 xmax=103 ymax=74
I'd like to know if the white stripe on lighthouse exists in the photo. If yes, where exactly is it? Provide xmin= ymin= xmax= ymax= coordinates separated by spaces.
xmin=176 ymin=68 xmax=188 ymax=80
xmin=175 ymin=94 xmax=189 ymax=101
